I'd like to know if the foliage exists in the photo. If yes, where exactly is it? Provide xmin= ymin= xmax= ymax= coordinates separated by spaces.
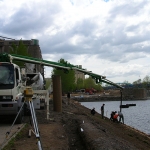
xmin=123 ymin=80 xmax=129 ymax=83
xmin=133 ymin=79 xmax=141 ymax=85
xmin=76 ymin=78 xmax=84 ymax=90
xmin=142 ymin=75 xmax=150 ymax=88
xmin=2 ymin=137 xmax=15 ymax=150
xmin=84 ymin=76 xmax=103 ymax=92
xmin=94 ymin=83 xmax=103 ymax=92
xmin=52 ymin=58 xmax=75 ymax=93
xmin=2 ymin=124 xmax=28 ymax=150
xmin=9 ymin=40 xmax=31 ymax=67
xmin=84 ymin=76 xmax=95 ymax=88
xmin=52 ymin=59 xmax=103 ymax=93
xmin=143 ymin=75 xmax=150 ymax=83
xmin=45 ymin=78 xmax=51 ymax=89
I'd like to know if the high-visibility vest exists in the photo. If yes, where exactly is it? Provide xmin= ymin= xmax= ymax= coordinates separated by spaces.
xmin=113 ymin=114 xmax=118 ymax=119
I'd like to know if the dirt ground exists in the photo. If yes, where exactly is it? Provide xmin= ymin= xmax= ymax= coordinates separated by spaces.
xmin=3 ymin=98 xmax=150 ymax=150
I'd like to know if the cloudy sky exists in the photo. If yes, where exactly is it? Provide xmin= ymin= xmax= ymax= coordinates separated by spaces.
xmin=1 ymin=0 xmax=150 ymax=84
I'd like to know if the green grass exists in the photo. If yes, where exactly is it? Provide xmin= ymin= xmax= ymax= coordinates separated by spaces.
xmin=2 ymin=137 xmax=16 ymax=150
xmin=2 ymin=124 xmax=28 ymax=150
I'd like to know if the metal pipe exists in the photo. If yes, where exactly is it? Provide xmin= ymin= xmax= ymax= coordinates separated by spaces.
xmin=8 ymin=55 xmax=70 ymax=70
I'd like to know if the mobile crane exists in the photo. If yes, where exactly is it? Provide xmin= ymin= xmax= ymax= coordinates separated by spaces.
xmin=0 ymin=53 xmax=124 ymax=150
xmin=0 ymin=53 xmax=123 ymax=124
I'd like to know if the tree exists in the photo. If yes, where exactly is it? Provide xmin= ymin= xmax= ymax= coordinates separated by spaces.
xmin=52 ymin=58 xmax=75 ymax=93
xmin=143 ymin=75 xmax=150 ymax=83
xmin=94 ymin=83 xmax=103 ymax=92
xmin=84 ymin=76 xmax=95 ymax=88
xmin=142 ymin=75 xmax=150 ymax=88
xmin=76 ymin=78 xmax=84 ymax=90
xmin=83 ymin=76 xmax=103 ymax=92
xmin=123 ymin=80 xmax=129 ymax=84
xmin=9 ymin=40 xmax=30 ymax=67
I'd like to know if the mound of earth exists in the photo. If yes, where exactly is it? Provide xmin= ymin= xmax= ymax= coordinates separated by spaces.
xmin=4 ymin=98 xmax=150 ymax=150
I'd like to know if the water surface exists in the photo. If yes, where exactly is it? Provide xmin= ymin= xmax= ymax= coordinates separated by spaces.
xmin=81 ymin=100 xmax=150 ymax=134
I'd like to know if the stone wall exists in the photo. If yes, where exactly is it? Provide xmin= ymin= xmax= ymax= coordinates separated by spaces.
xmin=123 ymin=88 xmax=147 ymax=100
xmin=0 ymin=39 xmax=44 ymax=75
xmin=72 ymin=88 xmax=148 ymax=102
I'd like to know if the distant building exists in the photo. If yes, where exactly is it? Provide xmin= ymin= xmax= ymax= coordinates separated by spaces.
xmin=0 ymin=38 xmax=44 ymax=75
xmin=75 ymin=65 xmax=85 ymax=83
xmin=0 ymin=38 xmax=42 ymax=58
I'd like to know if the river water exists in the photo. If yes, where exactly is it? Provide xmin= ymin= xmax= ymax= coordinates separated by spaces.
xmin=81 ymin=99 xmax=150 ymax=135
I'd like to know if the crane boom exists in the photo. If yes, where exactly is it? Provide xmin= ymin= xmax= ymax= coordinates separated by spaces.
xmin=0 ymin=53 xmax=123 ymax=89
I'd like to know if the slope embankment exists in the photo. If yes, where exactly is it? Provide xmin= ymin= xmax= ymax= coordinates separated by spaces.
xmin=2 ymin=98 xmax=150 ymax=150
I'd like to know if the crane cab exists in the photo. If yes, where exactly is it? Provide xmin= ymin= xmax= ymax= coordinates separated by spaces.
xmin=0 ymin=62 xmax=24 ymax=123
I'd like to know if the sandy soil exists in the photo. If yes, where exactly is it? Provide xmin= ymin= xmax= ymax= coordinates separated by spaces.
xmin=4 ymin=98 xmax=150 ymax=150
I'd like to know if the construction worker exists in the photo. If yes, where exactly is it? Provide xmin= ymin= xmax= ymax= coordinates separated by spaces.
xmin=101 ymin=104 xmax=105 ymax=119
xmin=118 ymin=111 xmax=124 ymax=124
xmin=91 ymin=108 xmax=96 ymax=115
xmin=113 ymin=112 xmax=119 ymax=122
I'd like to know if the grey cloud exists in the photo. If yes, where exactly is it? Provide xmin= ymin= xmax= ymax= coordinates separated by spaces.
xmin=100 ymin=23 xmax=150 ymax=47
xmin=96 ymin=22 xmax=150 ymax=57
xmin=119 ymin=54 xmax=146 ymax=63
xmin=1 ymin=2 xmax=61 ymax=36
xmin=72 ymin=19 xmax=98 ymax=36
xmin=125 ymin=25 xmax=139 ymax=32
xmin=104 ymin=68 xmax=142 ymax=79
xmin=40 ymin=19 xmax=98 ymax=54
xmin=41 ymin=38 xmax=92 ymax=55
xmin=40 ymin=20 xmax=150 ymax=64
xmin=1 ymin=0 xmax=150 ymax=67
xmin=109 ymin=1 xmax=147 ymax=18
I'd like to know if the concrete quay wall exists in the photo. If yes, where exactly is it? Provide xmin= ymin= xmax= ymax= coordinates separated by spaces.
xmin=123 ymin=88 xmax=147 ymax=100
xmin=73 ymin=88 xmax=148 ymax=102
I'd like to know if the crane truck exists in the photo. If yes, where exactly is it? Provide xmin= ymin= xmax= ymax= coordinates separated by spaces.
xmin=0 ymin=53 xmax=123 ymax=124
xmin=0 ymin=54 xmax=50 ymax=123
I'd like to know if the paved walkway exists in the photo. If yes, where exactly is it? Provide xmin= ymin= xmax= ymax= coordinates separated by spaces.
xmin=0 ymin=124 xmax=24 ymax=149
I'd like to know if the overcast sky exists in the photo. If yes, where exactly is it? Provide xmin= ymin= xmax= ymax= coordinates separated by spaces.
xmin=1 ymin=0 xmax=150 ymax=84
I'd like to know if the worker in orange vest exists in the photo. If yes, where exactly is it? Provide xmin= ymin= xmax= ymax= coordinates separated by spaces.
xmin=113 ymin=112 xmax=119 ymax=122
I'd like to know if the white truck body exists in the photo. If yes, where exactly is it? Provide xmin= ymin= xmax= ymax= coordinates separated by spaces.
xmin=0 ymin=62 xmax=49 ymax=123
xmin=0 ymin=62 xmax=24 ymax=123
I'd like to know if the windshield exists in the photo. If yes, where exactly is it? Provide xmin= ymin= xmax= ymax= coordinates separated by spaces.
xmin=0 ymin=63 xmax=14 ymax=86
